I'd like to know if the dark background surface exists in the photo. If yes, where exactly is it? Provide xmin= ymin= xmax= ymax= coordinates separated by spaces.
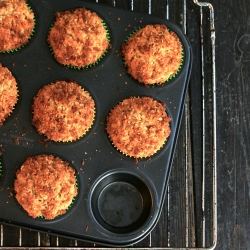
xmin=0 ymin=0 xmax=249 ymax=249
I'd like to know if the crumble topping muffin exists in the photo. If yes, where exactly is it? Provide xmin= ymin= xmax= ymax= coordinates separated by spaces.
xmin=48 ymin=7 xmax=110 ymax=68
xmin=14 ymin=154 xmax=78 ymax=220
xmin=0 ymin=64 xmax=18 ymax=126
xmin=32 ymin=80 xmax=95 ymax=142
xmin=0 ymin=0 xmax=35 ymax=52
xmin=121 ymin=24 xmax=183 ymax=85
xmin=106 ymin=96 xmax=171 ymax=159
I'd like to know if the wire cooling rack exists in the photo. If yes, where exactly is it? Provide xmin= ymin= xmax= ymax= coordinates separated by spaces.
xmin=0 ymin=0 xmax=216 ymax=249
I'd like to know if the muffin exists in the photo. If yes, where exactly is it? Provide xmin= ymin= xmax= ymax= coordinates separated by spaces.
xmin=14 ymin=154 xmax=78 ymax=220
xmin=0 ymin=0 xmax=35 ymax=52
xmin=32 ymin=80 xmax=95 ymax=142
xmin=0 ymin=64 xmax=18 ymax=127
xmin=48 ymin=7 xmax=110 ymax=68
xmin=106 ymin=96 xmax=171 ymax=159
xmin=121 ymin=24 xmax=183 ymax=85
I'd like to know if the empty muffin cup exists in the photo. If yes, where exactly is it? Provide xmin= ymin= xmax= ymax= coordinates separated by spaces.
xmin=89 ymin=170 xmax=155 ymax=234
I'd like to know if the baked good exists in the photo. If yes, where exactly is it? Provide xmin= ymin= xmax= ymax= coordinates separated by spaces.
xmin=0 ymin=0 xmax=35 ymax=52
xmin=106 ymin=96 xmax=171 ymax=158
xmin=0 ymin=64 xmax=18 ymax=126
xmin=14 ymin=154 xmax=77 ymax=220
xmin=48 ymin=7 xmax=109 ymax=68
xmin=121 ymin=24 xmax=183 ymax=85
xmin=32 ymin=80 xmax=95 ymax=142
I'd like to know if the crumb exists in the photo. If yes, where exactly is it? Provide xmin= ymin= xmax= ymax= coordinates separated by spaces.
xmin=39 ymin=138 xmax=48 ymax=147
xmin=14 ymin=118 xmax=18 ymax=126
xmin=13 ymin=138 xmax=20 ymax=145
xmin=117 ymin=86 xmax=121 ymax=94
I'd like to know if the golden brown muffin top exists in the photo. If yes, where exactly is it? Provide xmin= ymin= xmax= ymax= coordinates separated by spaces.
xmin=14 ymin=154 xmax=77 ymax=220
xmin=0 ymin=64 xmax=18 ymax=126
xmin=48 ymin=8 xmax=109 ymax=68
xmin=0 ymin=0 xmax=35 ymax=52
xmin=106 ymin=96 xmax=171 ymax=159
xmin=32 ymin=80 xmax=95 ymax=142
xmin=121 ymin=24 xmax=183 ymax=85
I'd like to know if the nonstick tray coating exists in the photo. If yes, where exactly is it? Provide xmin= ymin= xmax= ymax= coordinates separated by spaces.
xmin=0 ymin=0 xmax=192 ymax=246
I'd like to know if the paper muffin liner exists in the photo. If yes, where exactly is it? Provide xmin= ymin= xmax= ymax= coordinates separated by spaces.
xmin=48 ymin=10 xmax=111 ymax=70
xmin=0 ymin=66 xmax=19 ymax=127
xmin=0 ymin=3 xmax=36 ymax=53
xmin=107 ymin=134 xmax=170 ymax=163
xmin=106 ymin=96 xmax=172 ymax=161
xmin=31 ymin=80 xmax=96 ymax=143
xmin=0 ymin=91 xmax=19 ymax=127
xmin=13 ymin=153 xmax=79 ymax=220
xmin=122 ymin=25 xmax=184 ymax=86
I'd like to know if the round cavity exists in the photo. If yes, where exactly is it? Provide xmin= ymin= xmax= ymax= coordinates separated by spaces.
xmin=90 ymin=170 xmax=154 ymax=234
xmin=98 ymin=182 xmax=143 ymax=227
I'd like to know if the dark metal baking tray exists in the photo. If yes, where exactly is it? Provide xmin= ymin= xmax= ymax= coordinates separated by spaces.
xmin=0 ymin=0 xmax=192 ymax=247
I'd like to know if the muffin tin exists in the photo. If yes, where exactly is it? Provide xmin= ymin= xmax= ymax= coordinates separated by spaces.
xmin=0 ymin=0 xmax=192 ymax=247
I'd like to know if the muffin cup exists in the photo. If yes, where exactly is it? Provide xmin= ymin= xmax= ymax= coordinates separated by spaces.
xmin=13 ymin=153 xmax=79 ymax=221
xmin=0 ymin=65 xmax=20 ymax=127
xmin=31 ymin=80 xmax=96 ymax=143
xmin=122 ymin=25 xmax=184 ymax=86
xmin=89 ymin=169 xmax=156 ymax=235
xmin=0 ymin=3 xmax=36 ymax=53
xmin=106 ymin=96 xmax=172 ymax=160
xmin=47 ymin=8 xmax=111 ymax=70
